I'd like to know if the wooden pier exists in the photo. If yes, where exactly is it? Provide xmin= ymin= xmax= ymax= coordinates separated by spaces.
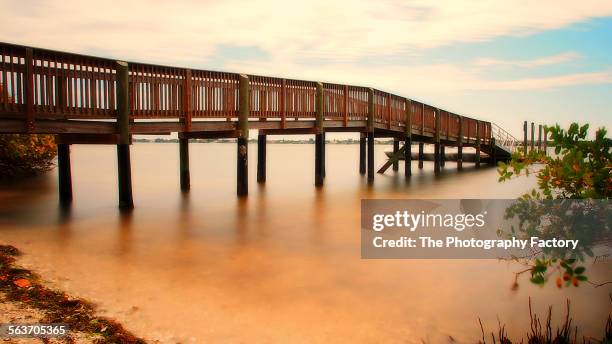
xmin=0 ymin=42 xmax=520 ymax=209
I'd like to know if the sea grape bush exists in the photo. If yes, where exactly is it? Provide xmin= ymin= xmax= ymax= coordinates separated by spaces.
xmin=0 ymin=83 xmax=57 ymax=179
xmin=497 ymin=123 xmax=611 ymax=289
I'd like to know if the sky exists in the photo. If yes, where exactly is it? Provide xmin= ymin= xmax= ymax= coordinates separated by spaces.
xmin=1 ymin=0 xmax=611 ymax=138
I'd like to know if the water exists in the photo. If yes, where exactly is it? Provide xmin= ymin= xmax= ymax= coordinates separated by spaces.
xmin=0 ymin=142 xmax=610 ymax=343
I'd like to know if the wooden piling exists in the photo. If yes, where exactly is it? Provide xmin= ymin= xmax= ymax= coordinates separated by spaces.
xmin=257 ymin=133 xmax=266 ymax=183
xmin=392 ymin=138 xmax=399 ymax=171
xmin=440 ymin=145 xmax=445 ymax=167
xmin=315 ymin=82 xmax=325 ymax=187
xmin=57 ymin=143 xmax=72 ymax=205
xmin=404 ymin=99 xmax=412 ymax=178
xmin=457 ymin=117 xmax=463 ymax=170
xmin=523 ymin=121 xmax=528 ymax=154
xmin=237 ymin=74 xmax=249 ymax=196
xmin=538 ymin=124 xmax=542 ymax=152
xmin=475 ymin=121 xmax=481 ymax=168
xmin=116 ymin=61 xmax=133 ymax=209
xmin=367 ymin=88 xmax=375 ymax=183
xmin=530 ymin=122 xmax=535 ymax=153
xmin=543 ymin=125 xmax=548 ymax=156
xmin=322 ymin=132 xmax=326 ymax=178
xmin=418 ymin=142 xmax=424 ymax=169
xmin=359 ymin=132 xmax=366 ymax=174
xmin=179 ymin=137 xmax=190 ymax=191
xmin=434 ymin=109 xmax=441 ymax=174
xmin=179 ymin=69 xmax=192 ymax=191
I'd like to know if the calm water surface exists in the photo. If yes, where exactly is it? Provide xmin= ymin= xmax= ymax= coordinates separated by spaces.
xmin=0 ymin=142 xmax=610 ymax=343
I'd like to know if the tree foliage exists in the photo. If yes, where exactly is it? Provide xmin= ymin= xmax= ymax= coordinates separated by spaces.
xmin=498 ymin=123 xmax=611 ymax=289
xmin=0 ymin=134 xmax=57 ymax=179
xmin=0 ymin=84 xmax=57 ymax=179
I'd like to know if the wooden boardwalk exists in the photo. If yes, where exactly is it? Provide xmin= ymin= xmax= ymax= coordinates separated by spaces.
xmin=0 ymin=42 xmax=520 ymax=209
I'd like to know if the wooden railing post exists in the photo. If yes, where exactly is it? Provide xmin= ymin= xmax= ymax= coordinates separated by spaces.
xmin=24 ymin=48 xmax=34 ymax=132
xmin=343 ymin=85 xmax=348 ymax=127
xmin=475 ymin=121 xmax=481 ymax=168
xmin=404 ymin=99 xmax=412 ymax=178
xmin=457 ymin=117 xmax=463 ymax=170
xmin=281 ymin=78 xmax=286 ymax=129
xmin=421 ymin=104 xmax=425 ymax=135
xmin=56 ymin=64 xmax=66 ymax=113
xmin=183 ymin=69 xmax=192 ymax=132
xmin=367 ymin=88 xmax=375 ymax=183
xmin=237 ymin=74 xmax=250 ymax=196
xmin=434 ymin=108 xmax=441 ymax=174
xmin=315 ymin=82 xmax=325 ymax=186
xmin=116 ymin=61 xmax=133 ymax=209
xmin=387 ymin=94 xmax=391 ymax=129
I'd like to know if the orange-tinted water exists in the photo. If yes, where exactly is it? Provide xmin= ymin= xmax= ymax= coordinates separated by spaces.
xmin=0 ymin=142 xmax=610 ymax=343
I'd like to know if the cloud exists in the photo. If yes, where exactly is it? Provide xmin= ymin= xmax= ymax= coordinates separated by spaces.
xmin=1 ymin=0 xmax=611 ymax=133
xmin=473 ymin=52 xmax=582 ymax=68
xmin=1 ymin=0 xmax=612 ymax=67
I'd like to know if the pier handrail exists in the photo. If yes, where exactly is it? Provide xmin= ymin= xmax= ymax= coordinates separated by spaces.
xmin=491 ymin=122 xmax=520 ymax=154
xmin=0 ymin=41 xmax=494 ymax=143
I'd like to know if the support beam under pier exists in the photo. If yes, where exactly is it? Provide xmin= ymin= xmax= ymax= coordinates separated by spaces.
xmin=257 ymin=134 xmax=266 ymax=183
xmin=418 ymin=142 xmax=424 ymax=169
xmin=315 ymin=82 xmax=325 ymax=187
xmin=392 ymin=138 xmax=399 ymax=171
xmin=367 ymin=88 xmax=375 ymax=184
xmin=116 ymin=60 xmax=133 ymax=209
xmin=117 ymin=144 xmax=134 ymax=209
xmin=57 ymin=143 xmax=72 ymax=206
xmin=315 ymin=133 xmax=324 ymax=186
xmin=237 ymin=74 xmax=249 ymax=196
xmin=433 ymin=109 xmax=441 ymax=174
xmin=359 ymin=133 xmax=366 ymax=175
xmin=179 ymin=138 xmax=190 ymax=191
xmin=457 ymin=118 xmax=463 ymax=170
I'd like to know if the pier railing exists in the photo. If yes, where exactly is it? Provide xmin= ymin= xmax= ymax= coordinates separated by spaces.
xmin=0 ymin=42 xmax=491 ymax=143
xmin=492 ymin=123 xmax=520 ymax=154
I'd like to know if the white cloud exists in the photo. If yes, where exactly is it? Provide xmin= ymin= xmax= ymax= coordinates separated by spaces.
xmin=473 ymin=52 xmax=582 ymax=68
xmin=1 ymin=0 xmax=611 ymax=66
xmin=2 ymin=0 xmax=611 ymax=133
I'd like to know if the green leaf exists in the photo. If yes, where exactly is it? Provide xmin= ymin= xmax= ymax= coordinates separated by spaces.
xmin=574 ymin=266 xmax=585 ymax=274
xmin=530 ymin=274 xmax=545 ymax=285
